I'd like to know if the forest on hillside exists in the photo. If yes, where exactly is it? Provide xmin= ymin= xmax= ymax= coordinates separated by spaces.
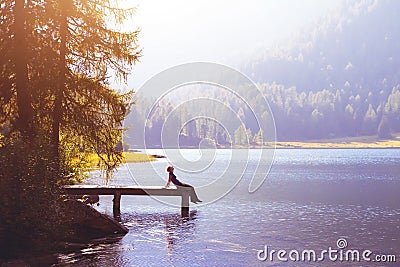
xmin=125 ymin=0 xmax=400 ymax=147
xmin=125 ymin=83 xmax=399 ymax=147
xmin=240 ymin=0 xmax=400 ymax=140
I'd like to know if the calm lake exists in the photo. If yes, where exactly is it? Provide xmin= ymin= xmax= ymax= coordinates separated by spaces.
xmin=55 ymin=149 xmax=400 ymax=266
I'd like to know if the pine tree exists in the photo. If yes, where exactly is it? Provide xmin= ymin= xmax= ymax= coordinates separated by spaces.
xmin=1 ymin=0 xmax=141 ymax=181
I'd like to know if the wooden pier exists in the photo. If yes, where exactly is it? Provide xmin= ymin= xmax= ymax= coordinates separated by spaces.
xmin=62 ymin=185 xmax=192 ymax=218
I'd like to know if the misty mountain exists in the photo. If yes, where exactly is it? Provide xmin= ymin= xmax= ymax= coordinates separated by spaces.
xmin=242 ymin=0 xmax=400 ymax=93
xmin=125 ymin=0 xmax=400 ymax=147
xmin=237 ymin=0 xmax=400 ymax=140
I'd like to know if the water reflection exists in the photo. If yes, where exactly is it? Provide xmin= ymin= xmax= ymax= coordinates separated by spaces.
xmin=56 ymin=149 xmax=400 ymax=266
xmin=165 ymin=211 xmax=197 ymax=258
xmin=56 ymin=211 xmax=198 ymax=266
xmin=56 ymin=236 xmax=126 ymax=266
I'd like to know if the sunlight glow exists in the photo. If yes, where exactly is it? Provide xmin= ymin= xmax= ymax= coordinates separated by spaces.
xmin=116 ymin=0 xmax=342 ymax=88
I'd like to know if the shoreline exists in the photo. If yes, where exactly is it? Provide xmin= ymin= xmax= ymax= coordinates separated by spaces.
xmin=130 ymin=134 xmax=400 ymax=150
xmin=131 ymin=145 xmax=400 ymax=149
xmin=272 ymin=140 xmax=400 ymax=149
xmin=273 ymin=134 xmax=400 ymax=149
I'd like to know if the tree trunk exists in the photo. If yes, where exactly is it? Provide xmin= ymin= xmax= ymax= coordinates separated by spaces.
xmin=53 ymin=0 xmax=67 ymax=170
xmin=14 ymin=0 xmax=33 ymax=138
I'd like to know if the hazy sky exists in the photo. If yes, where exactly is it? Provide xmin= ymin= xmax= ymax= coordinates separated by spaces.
xmin=119 ymin=0 xmax=343 ymax=89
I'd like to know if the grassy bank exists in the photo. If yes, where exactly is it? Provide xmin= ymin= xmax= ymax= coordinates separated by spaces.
xmin=122 ymin=152 xmax=157 ymax=163
xmin=73 ymin=152 xmax=156 ymax=172
xmin=88 ymin=152 xmax=156 ymax=165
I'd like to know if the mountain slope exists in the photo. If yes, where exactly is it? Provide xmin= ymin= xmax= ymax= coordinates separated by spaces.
xmin=242 ymin=0 xmax=400 ymax=93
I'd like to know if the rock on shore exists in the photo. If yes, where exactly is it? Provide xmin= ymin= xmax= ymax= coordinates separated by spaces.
xmin=64 ymin=199 xmax=128 ymax=238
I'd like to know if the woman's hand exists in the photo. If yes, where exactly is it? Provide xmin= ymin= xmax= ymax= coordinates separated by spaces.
xmin=164 ymin=175 xmax=172 ymax=189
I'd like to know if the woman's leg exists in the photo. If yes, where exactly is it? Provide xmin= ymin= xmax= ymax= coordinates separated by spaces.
xmin=190 ymin=189 xmax=201 ymax=203
xmin=178 ymin=184 xmax=201 ymax=203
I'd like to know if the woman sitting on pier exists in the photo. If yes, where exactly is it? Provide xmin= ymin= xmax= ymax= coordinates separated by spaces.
xmin=164 ymin=166 xmax=202 ymax=204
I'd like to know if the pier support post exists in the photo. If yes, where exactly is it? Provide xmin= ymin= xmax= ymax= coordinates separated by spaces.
xmin=181 ymin=191 xmax=189 ymax=217
xmin=113 ymin=191 xmax=121 ymax=220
